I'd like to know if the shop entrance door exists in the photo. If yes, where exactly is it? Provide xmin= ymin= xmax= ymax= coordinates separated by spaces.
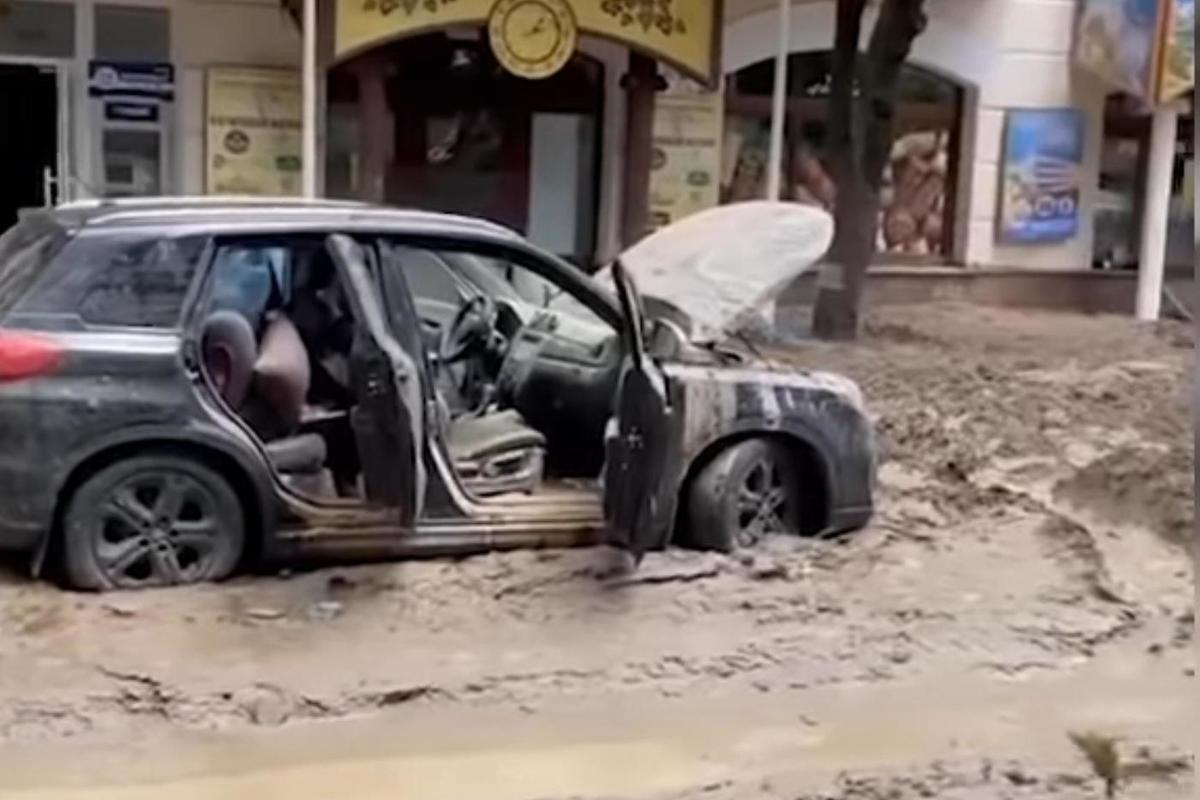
xmin=380 ymin=37 xmax=603 ymax=265
xmin=0 ymin=63 xmax=58 ymax=231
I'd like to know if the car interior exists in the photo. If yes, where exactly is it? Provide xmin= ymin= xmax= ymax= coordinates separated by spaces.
xmin=198 ymin=235 xmax=625 ymax=509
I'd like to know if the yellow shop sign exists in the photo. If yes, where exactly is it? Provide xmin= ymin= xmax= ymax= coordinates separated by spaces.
xmin=335 ymin=0 xmax=720 ymax=85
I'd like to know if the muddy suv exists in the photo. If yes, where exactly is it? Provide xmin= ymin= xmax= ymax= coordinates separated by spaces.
xmin=0 ymin=199 xmax=874 ymax=590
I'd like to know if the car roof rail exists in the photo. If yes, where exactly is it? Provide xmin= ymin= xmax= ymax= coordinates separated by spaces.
xmin=56 ymin=195 xmax=372 ymax=211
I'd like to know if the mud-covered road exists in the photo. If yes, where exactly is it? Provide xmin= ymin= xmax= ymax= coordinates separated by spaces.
xmin=0 ymin=304 xmax=1193 ymax=799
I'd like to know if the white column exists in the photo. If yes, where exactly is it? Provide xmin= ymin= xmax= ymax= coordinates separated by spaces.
xmin=1135 ymin=103 xmax=1179 ymax=321
xmin=765 ymin=0 xmax=791 ymax=201
xmin=301 ymin=0 xmax=318 ymax=198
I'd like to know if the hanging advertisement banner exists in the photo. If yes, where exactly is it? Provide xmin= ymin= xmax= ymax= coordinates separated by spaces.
xmin=648 ymin=86 xmax=724 ymax=231
xmin=335 ymin=0 xmax=720 ymax=86
xmin=1074 ymin=0 xmax=1194 ymax=104
xmin=998 ymin=109 xmax=1085 ymax=244
xmin=205 ymin=67 xmax=303 ymax=196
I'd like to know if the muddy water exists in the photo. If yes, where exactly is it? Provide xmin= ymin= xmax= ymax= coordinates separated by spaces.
xmin=0 ymin=306 xmax=1192 ymax=800
xmin=2 ymin=647 xmax=1190 ymax=800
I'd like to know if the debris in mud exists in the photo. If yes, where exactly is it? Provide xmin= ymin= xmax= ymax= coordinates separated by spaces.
xmin=234 ymin=684 xmax=295 ymax=727
xmin=1035 ymin=515 xmax=1130 ymax=605
xmin=604 ymin=559 xmax=726 ymax=588
xmin=243 ymin=607 xmax=286 ymax=622
xmin=1052 ymin=445 xmax=1195 ymax=547
xmin=306 ymin=600 xmax=344 ymax=622
xmin=1070 ymin=731 xmax=1194 ymax=799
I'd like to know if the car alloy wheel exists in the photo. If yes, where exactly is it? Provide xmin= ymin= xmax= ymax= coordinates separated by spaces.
xmin=63 ymin=455 xmax=245 ymax=590
xmin=95 ymin=472 xmax=226 ymax=586
xmin=687 ymin=438 xmax=802 ymax=553
xmin=734 ymin=456 xmax=794 ymax=548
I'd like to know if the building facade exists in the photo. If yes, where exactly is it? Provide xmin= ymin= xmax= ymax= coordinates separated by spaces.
xmin=0 ymin=0 xmax=1192 ymax=282
xmin=0 ymin=0 xmax=301 ymax=230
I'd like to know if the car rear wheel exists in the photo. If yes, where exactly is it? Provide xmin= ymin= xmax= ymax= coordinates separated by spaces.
xmin=62 ymin=454 xmax=245 ymax=591
xmin=687 ymin=439 xmax=802 ymax=552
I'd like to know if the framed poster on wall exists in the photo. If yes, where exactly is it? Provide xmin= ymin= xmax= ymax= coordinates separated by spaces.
xmin=205 ymin=67 xmax=302 ymax=196
xmin=649 ymin=87 xmax=724 ymax=231
xmin=998 ymin=108 xmax=1085 ymax=244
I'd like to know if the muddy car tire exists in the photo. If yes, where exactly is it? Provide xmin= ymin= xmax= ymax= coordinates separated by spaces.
xmin=687 ymin=439 xmax=802 ymax=552
xmin=61 ymin=455 xmax=245 ymax=591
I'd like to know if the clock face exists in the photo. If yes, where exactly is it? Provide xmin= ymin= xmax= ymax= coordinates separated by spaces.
xmin=489 ymin=0 xmax=577 ymax=80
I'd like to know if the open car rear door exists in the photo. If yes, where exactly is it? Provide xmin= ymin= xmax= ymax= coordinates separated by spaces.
xmin=603 ymin=261 xmax=671 ymax=559
xmin=326 ymin=234 xmax=424 ymax=525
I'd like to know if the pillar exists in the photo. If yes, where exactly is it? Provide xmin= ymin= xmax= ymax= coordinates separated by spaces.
xmin=352 ymin=53 xmax=392 ymax=204
xmin=620 ymin=53 xmax=661 ymax=247
xmin=301 ymin=0 xmax=318 ymax=198
xmin=766 ymin=0 xmax=791 ymax=201
xmin=1134 ymin=103 xmax=1179 ymax=321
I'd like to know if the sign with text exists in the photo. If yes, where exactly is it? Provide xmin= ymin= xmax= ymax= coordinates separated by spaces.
xmin=648 ymin=88 xmax=724 ymax=230
xmin=998 ymin=109 xmax=1085 ymax=244
xmin=205 ymin=68 xmax=302 ymax=196
xmin=335 ymin=0 xmax=719 ymax=85
xmin=88 ymin=61 xmax=174 ymax=102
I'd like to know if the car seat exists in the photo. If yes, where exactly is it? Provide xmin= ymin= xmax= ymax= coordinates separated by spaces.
xmin=433 ymin=390 xmax=546 ymax=497
xmin=201 ymin=310 xmax=327 ymax=477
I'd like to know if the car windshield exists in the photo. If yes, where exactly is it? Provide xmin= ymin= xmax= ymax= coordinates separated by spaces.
xmin=0 ymin=215 xmax=68 ymax=317
xmin=441 ymin=252 xmax=526 ymax=304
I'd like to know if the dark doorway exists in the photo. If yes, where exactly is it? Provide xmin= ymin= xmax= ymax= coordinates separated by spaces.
xmin=327 ymin=34 xmax=605 ymax=266
xmin=0 ymin=64 xmax=58 ymax=232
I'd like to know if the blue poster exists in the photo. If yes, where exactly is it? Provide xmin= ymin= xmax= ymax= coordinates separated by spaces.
xmin=999 ymin=109 xmax=1085 ymax=244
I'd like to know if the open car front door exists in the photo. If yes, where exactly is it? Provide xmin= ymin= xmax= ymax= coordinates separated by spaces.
xmin=603 ymin=261 xmax=671 ymax=560
xmin=326 ymin=234 xmax=425 ymax=525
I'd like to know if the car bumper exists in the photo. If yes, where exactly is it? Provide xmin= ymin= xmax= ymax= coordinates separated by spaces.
xmin=0 ymin=516 xmax=44 ymax=551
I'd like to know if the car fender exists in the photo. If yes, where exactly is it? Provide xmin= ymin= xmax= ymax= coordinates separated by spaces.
xmin=656 ymin=365 xmax=874 ymax=549
xmin=33 ymin=420 xmax=278 ymax=575
xmin=675 ymin=415 xmax=840 ymax=497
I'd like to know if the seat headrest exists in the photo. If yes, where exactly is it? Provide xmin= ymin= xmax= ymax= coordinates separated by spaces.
xmin=201 ymin=310 xmax=257 ymax=409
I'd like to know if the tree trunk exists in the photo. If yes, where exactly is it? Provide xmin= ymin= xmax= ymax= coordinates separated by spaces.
xmin=812 ymin=0 xmax=868 ymax=341
xmin=812 ymin=0 xmax=927 ymax=341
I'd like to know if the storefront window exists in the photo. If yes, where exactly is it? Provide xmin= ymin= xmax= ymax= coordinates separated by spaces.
xmin=1094 ymin=95 xmax=1194 ymax=272
xmin=0 ymin=0 xmax=75 ymax=59
xmin=723 ymin=51 xmax=964 ymax=261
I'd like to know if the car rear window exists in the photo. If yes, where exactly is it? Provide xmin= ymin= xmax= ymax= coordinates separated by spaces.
xmin=0 ymin=216 xmax=68 ymax=318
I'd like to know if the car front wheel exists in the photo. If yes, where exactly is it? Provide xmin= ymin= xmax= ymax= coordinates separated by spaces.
xmin=61 ymin=454 xmax=245 ymax=591
xmin=686 ymin=438 xmax=802 ymax=552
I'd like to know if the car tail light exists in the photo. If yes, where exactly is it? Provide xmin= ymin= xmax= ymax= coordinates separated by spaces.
xmin=0 ymin=332 xmax=64 ymax=382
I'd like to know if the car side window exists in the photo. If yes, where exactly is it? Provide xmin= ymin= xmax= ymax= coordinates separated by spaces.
xmin=206 ymin=243 xmax=292 ymax=331
xmin=76 ymin=236 xmax=206 ymax=329
xmin=394 ymin=247 xmax=461 ymax=307
xmin=20 ymin=232 xmax=206 ymax=328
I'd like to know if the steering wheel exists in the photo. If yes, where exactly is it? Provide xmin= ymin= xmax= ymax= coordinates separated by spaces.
xmin=439 ymin=294 xmax=499 ymax=367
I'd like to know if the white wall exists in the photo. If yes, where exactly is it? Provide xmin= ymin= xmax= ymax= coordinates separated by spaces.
xmin=46 ymin=0 xmax=299 ymax=198
xmin=170 ymin=0 xmax=301 ymax=194
xmin=723 ymin=0 xmax=1105 ymax=271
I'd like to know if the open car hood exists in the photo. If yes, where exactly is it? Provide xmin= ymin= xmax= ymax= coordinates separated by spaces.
xmin=605 ymin=202 xmax=834 ymax=343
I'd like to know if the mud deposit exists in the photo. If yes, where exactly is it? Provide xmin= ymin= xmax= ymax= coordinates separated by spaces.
xmin=0 ymin=304 xmax=1192 ymax=799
